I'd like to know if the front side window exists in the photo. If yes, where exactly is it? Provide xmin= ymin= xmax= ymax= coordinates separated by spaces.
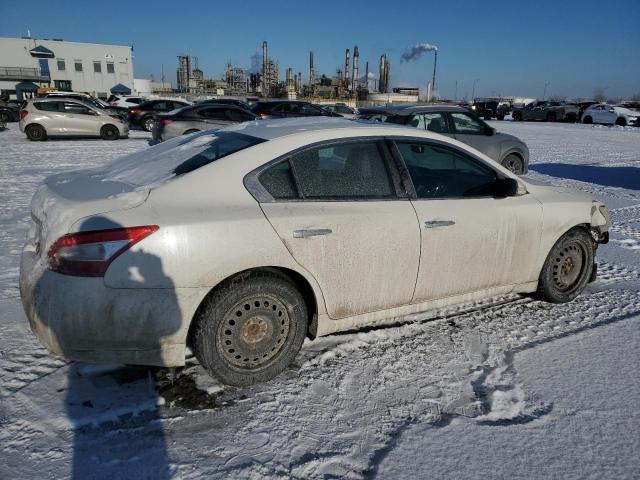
xmin=74 ymin=61 xmax=83 ymax=72
xmin=226 ymin=108 xmax=254 ymax=122
xmin=263 ymin=141 xmax=395 ymax=200
xmin=395 ymin=141 xmax=497 ymax=199
xmin=450 ymin=112 xmax=486 ymax=135
xmin=300 ymin=104 xmax=322 ymax=116
xmin=34 ymin=101 xmax=62 ymax=112
xmin=198 ymin=108 xmax=227 ymax=120
xmin=106 ymin=62 xmax=115 ymax=74
xmin=63 ymin=102 xmax=94 ymax=115
xmin=409 ymin=112 xmax=449 ymax=133
xmin=56 ymin=59 xmax=65 ymax=71
xmin=93 ymin=61 xmax=102 ymax=73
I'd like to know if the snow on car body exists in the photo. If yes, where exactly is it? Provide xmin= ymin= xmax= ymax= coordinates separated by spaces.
xmin=19 ymin=117 xmax=611 ymax=385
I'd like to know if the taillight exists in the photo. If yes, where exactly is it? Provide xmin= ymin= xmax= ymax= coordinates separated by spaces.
xmin=256 ymin=113 xmax=268 ymax=120
xmin=47 ymin=225 xmax=159 ymax=277
xmin=130 ymin=108 xmax=141 ymax=115
xmin=20 ymin=110 xmax=28 ymax=119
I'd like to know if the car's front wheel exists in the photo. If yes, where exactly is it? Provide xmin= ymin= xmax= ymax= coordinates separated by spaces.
xmin=100 ymin=124 xmax=119 ymax=140
xmin=502 ymin=154 xmax=524 ymax=175
xmin=583 ymin=115 xmax=593 ymax=124
xmin=615 ymin=117 xmax=627 ymax=127
xmin=192 ymin=271 xmax=308 ymax=386
xmin=535 ymin=228 xmax=594 ymax=303
xmin=142 ymin=116 xmax=155 ymax=132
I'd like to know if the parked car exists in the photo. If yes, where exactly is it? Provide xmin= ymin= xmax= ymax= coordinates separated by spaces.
xmin=581 ymin=104 xmax=640 ymax=127
xmin=107 ymin=95 xmax=147 ymax=109
xmin=19 ymin=98 xmax=128 ymax=141
xmin=20 ymin=117 xmax=610 ymax=386
xmin=470 ymin=98 xmax=510 ymax=120
xmin=198 ymin=98 xmax=252 ymax=110
xmin=129 ymin=99 xmax=192 ymax=131
xmin=250 ymin=100 xmax=342 ymax=119
xmin=0 ymin=104 xmax=20 ymax=122
xmin=321 ymin=103 xmax=359 ymax=118
xmin=512 ymin=101 xmax=579 ymax=122
xmin=152 ymin=104 xmax=257 ymax=142
xmin=357 ymin=105 xmax=529 ymax=174
xmin=39 ymin=91 xmax=128 ymax=119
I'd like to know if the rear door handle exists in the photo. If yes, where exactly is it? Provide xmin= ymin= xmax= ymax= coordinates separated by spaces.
xmin=293 ymin=229 xmax=332 ymax=238
xmin=424 ymin=220 xmax=455 ymax=229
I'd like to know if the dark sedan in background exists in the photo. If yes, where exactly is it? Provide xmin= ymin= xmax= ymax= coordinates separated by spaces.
xmin=129 ymin=99 xmax=192 ymax=131
xmin=152 ymin=104 xmax=257 ymax=142
xmin=250 ymin=100 xmax=342 ymax=119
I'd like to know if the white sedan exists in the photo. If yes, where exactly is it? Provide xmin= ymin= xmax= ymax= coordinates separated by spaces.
xmin=581 ymin=104 xmax=640 ymax=127
xmin=20 ymin=118 xmax=610 ymax=385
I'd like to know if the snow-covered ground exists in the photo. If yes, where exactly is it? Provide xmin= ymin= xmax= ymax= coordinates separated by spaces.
xmin=0 ymin=121 xmax=638 ymax=479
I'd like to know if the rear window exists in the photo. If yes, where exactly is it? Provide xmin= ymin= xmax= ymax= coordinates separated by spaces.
xmin=98 ymin=131 xmax=265 ymax=187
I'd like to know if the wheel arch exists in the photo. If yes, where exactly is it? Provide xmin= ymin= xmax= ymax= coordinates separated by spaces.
xmin=186 ymin=266 xmax=322 ymax=351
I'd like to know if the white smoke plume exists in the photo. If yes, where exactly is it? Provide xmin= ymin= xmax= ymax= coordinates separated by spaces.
xmin=400 ymin=43 xmax=438 ymax=63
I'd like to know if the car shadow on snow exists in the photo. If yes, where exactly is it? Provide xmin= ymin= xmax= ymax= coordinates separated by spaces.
xmin=530 ymin=163 xmax=640 ymax=190
xmin=31 ymin=216 xmax=179 ymax=479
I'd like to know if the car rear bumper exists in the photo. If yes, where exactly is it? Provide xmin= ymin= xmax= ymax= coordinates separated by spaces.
xmin=19 ymin=248 xmax=202 ymax=367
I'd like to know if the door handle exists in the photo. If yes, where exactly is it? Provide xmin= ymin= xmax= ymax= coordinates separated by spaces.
xmin=293 ymin=229 xmax=332 ymax=238
xmin=424 ymin=220 xmax=455 ymax=229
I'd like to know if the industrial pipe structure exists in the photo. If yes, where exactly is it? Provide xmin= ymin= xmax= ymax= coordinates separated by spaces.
xmin=352 ymin=46 xmax=359 ymax=92
xmin=309 ymin=51 xmax=315 ymax=95
xmin=345 ymin=48 xmax=351 ymax=90
xmin=262 ymin=41 xmax=268 ymax=97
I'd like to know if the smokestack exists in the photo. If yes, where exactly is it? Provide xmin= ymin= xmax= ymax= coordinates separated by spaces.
xmin=298 ymin=71 xmax=302 ymax=92
xmin=262 ymin=41 xmax=268 ymax=96
xmin=309 ymin=51 xmax=315 ymax=96
xmin=345 ymin=48 xmax=351 ymax=90
xmin=432 ymin=50 xmax=438 ymax=97
xmin=379 ymin=54 xmax=386 ymax=93
xmin=365 ymin=61 xmax=369 ymax=90
xmin=352 ymin=46 xmax=359 ymax=93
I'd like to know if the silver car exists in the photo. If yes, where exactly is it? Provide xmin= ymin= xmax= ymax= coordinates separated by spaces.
xmin=19 ymin=98 xmax=128 ymax=141
xmin=20 ymin=118 xmax=609 ymax=386
xmin=357 ymin=105 xmax=529 ymax=174
xmin=152 ymin=104 xmax=257 ymax=142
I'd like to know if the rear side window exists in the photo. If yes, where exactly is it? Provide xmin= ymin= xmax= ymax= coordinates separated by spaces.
xmin=34 ymin=102 xmax=61 ymax=112
xmin=226 ymin=108 xmax=254 ymax=122
xmin=259 ymin=141 xmax=394 ymax=200
xmin=395 ymin=141 xmax=496 ymax=198
xmin=198 ymin=108 xmax=227 ymax=120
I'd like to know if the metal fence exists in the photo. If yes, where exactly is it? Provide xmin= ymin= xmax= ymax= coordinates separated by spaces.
xmin=0 ymin=66 xmax=50 ymax=81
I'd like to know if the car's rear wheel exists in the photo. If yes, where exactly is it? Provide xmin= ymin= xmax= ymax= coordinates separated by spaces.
xmin=502 ymin=153 xmax=524 ymax=175
xmin=583 ymin=115 xmax=593 ymax=124
xmin=615 ymin=117 xmax=627 ymax=127
xmin=513 ymin=112 xmax=522 ymax=121
xmin=496 ymin=114 xmax=505 ymax=121
xmin=100 ymin=124 xmax=119 ymax=140
xmin=142 ymin=116 xmax=155 ymax=132
xmin=192 ymin=271 xmax=308 ymax=386
xmin=535 ymin=228 xmax=594 ymax=303
xmin=26 ymin=124 xmax=47 ymax=141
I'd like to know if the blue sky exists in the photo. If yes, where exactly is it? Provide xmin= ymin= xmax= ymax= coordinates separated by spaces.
xmin=1 ymin=0 xmax=639 ymax=99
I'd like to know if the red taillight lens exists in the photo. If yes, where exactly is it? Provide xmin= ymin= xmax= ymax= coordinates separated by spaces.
xmin=130 ymin=108 xmax=141 ymax=115
xmin=47 ymin=225 xmax=159 ymax=277
xmin=20 ymin=110 xmax=28 ymax=119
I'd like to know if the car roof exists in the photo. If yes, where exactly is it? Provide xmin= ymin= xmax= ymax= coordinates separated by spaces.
xmin=222 ymin=116 xmax=421 ymax=140
xmin=30 ymin=97 xmax=87 ymax=104
xmin=358 ymin=104 xmax=469 ymax=116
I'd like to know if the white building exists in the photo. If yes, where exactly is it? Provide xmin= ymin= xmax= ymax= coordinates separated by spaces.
xmin=0 ymin=36 xmax=134 ymax=100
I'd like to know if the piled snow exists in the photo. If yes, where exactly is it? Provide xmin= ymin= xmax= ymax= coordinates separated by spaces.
xmin=0 ymin=121 xmax=639 ymax=479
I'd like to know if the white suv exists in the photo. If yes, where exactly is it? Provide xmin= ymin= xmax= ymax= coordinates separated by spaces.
xmin=107 ymin=95 xmax=147 ymax=109
xmin=19 ymin=98 xmax=128 ymax=140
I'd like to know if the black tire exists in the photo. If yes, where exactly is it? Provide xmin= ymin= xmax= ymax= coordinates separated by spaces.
xmin=496 ymin=115 xmax=505 ymax=121
xmin=502 ymin=153 xmax=524 ymax=175
xmin=513 ymin=112 xmax=522 ymax=122
xmin=535 ymin=228 xmax=594 ymax=303
xmin=192 ymin=271 xmax=309 ymax=386
xmin=183 ymin=129 xmax=200 ymax=135
xmin=100 ymin=124 xmax=119 ymax=140
xmin=615 ymin=117 xmax=627 ymax=127
xmin=0 ymin=111 xmax=9 ymax=123
xmin=26 ymin=124 xmax=47 ymax=141
xmin=583 ymin=115 xmax=593 ymax=124
xmin=484 ymin=113 xmax=492 ymax=120
xmin=142 ymin=116 xmax=155 ymax=132
xmin=546 ymin=112 xmax=557 ymax=122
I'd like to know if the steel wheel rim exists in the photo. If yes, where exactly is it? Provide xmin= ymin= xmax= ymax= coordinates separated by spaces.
xmin=30 ymin=127 xmax=42 ymax=139
xmin=505 ymin=156 xmax=523 ymax=174
xmin=217 ymin=295 xmax=291 ymax=369
xmin=145 ymin=118 xmax=154 ymax=130
xmin=552 ymin=242 xmax=586 ymax=292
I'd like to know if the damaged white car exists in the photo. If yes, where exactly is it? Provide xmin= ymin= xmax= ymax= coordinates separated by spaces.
xmin=20 ymin=118 xmax=610 ymax=385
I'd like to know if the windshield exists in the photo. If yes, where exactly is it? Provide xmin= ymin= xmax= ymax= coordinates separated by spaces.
xmin=96 ymin=131 xmax=266 ymax=187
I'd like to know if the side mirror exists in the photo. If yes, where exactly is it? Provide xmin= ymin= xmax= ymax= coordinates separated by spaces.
xmin=484 ymin=126 xmax=494 ymax=136
xmin=492 ymin=178 xmax=519 ymax=198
